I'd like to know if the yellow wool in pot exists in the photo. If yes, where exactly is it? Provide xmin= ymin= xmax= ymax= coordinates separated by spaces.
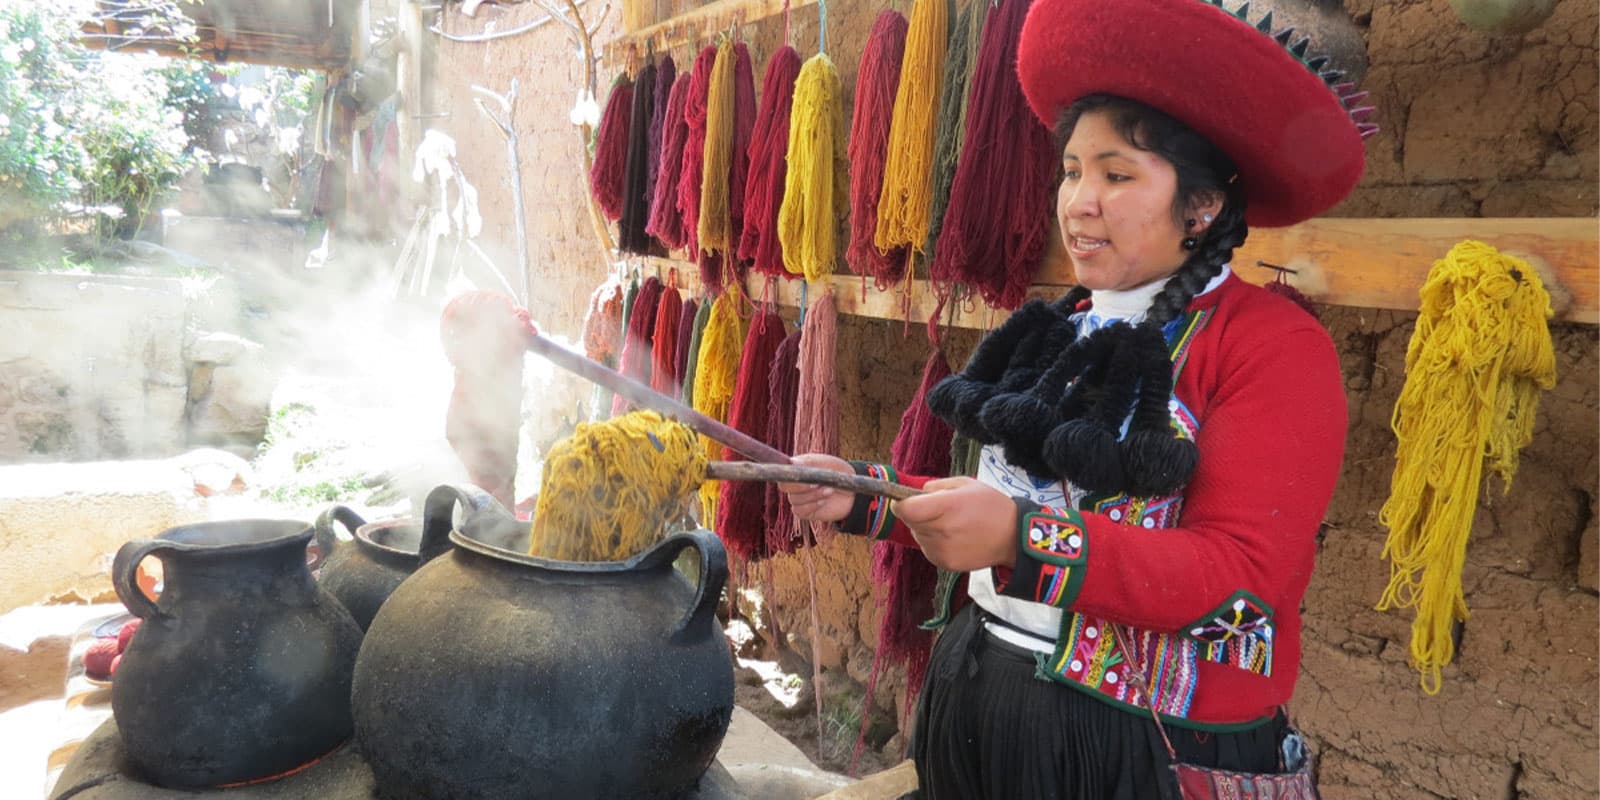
xmin=529 ymin=411 xmax=708 ymax=562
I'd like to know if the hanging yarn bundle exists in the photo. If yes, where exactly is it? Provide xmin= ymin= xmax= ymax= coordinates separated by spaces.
xmin=1377 ymin=241 xmax=1556 ymax=694
xmin=649 ymin=283 xmax=686 ymax=397
xmin=931 ymin=0 xmax=1059 ymax=309
xmin=681 ymin=293 xmax=714 ymax=406
xmin=580 ymin=275 xmax=626 ymax=364
xmin=791 ymin=289 xmax=840 ymax=541
xmin=612 ymin=275 xmax=664 ymax=416
xmin=619 ymin=60 xmax=658 ymax=254
xmin=764 ymin=327 xmax=805 ymax=553
xmin=646 ymin=55 xmax=677 ymax=209
xmin=874 ymin=0 xmax=948 ymax=258
xmin=923 ymin=0 xmax=988 ymax=268
xmin=846 ymin=11 xmax=910 ymax=286
xmin=674 ymin=296 xmax=700 ymax=395
xmin=647 ymin=73 xmax=693 ymax=248
xmin=589 ymin=75 xmax=633 ymax=222
xmin=528 ymin=411 xmax=706 ymax=562
xmin=715 ymin=309 xmax=791 ymax=561
xmin=739 ymin=46 xmax=803 ymax=277
xmin=692 ymin=286 xmax=749 ymax=521
xmin=698 ymin=41 xmax=737 ymax=267
xmin=778 ymin=54 xmax=847 ymax=283
xmin=729 ymin=43 xmax=757 ymax=257
xmin=877 ymin=351 xmax=954 ymax=698
xmin=677 ymin=46 xmax=719 ymax=259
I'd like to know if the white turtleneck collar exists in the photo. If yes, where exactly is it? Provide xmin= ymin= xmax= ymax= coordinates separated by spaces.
xmin=1084 ymin=264 xmax=1233 ymax=325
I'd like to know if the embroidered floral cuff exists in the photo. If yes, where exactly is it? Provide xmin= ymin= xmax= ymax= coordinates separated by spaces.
xmin=996 ymin=498 xmax=1088 ymax=609
xmin=838 ymin=462 xmax=899 ymax=540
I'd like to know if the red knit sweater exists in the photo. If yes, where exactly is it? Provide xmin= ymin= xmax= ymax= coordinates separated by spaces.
xmin=845 ymin=274 xmax=1346 ymax=728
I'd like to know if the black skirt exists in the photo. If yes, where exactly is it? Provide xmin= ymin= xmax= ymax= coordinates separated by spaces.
xmin=908 ymin=605 xmax=1288 ymax=800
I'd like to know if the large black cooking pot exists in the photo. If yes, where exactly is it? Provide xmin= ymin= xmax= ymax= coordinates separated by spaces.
xmin=313 ymin=485 xmax=499 ymax=631
xmin=110 ymin=519 xmax=363 ymax=789
xmin=350 ymin=491 xmax=733 ymax=800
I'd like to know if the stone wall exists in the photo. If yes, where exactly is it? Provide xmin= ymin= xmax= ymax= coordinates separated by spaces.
xmin=433 ymin=0 xmax=1597 ymax=793
xmin=0 ymin=271 xmax=275 ymax=462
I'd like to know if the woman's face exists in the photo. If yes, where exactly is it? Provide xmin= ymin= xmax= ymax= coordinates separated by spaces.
xmin=1057 ymin=111 xmax=1201 ymax=292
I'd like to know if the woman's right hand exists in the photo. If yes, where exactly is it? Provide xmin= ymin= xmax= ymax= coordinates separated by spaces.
xmin=778 ymin=454 xmax=856 ymax=523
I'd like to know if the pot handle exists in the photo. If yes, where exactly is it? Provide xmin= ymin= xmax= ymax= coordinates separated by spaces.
xmin=313 ymin=505 xmax=367 ymax=568
xmin=112 ymin=539 xmax=173 ymax=620
xmin=420 ymin=484 xmax=499 ymax=564
xmin=658 ymin=530 xmax=728 ymax=645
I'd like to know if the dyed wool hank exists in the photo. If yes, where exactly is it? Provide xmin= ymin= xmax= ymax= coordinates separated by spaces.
xmin=692 ymin=286 xmax=749 ymax=521
xmin=778 ymin=54 xmax=848 ymax=283
xmin=847 ymin=11 xmax=911 ymax=287
xmin=647 ymin=73 xmax=693 ymax=248
xmin=1377 ymin=241 xmax=1556 ymax=694
xmin=529 ymin=411 xmax=706 ymax=562
xmin=923 ymin=0 xmax=989 ymax=270
xmin=875 ymin=0 xmax=948 ymax=256
xmin=619 ymin=60 xmax=658 ymax=254
xmin=612 ymin=275 xmax=664 ymax=416
xmin=677 ymin=46 xmax=719 ymax=259
xmin=646 ymin=55 xmax=677 ymax=210
xmin=739 ymin=46 xmax=803 ymax=276
xmin=649 ymin=284 xmax=686 ymax=397
xmin=589 ymin=75 xmax=634 ymax=222
xmin=791 ymin=288 xmax=840 ymax=542
xmin=715 ymin=309 xmax=791 ymax=561
xmin=764 ymin=327 xmax=805 ymax=553
xmin=931 ymin=0 xmax=1058 ymax=309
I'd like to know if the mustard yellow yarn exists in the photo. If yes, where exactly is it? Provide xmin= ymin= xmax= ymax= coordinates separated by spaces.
xmin=875 ymin=0 xmax=948 ymax=254
xmin=529 ymin=411 xmax=708 ymax=562
xmin=698 ymin=40 xmax=735 ymax=258
xmin=691 ymin=285 xmax=748 ymax=520
xmin=1376 ymin=240 xmax=1557 ymax=694
xmin=778 ymin=53 xmax=847 ymax=282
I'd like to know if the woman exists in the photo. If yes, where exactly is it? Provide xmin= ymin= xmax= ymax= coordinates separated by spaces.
xmin=780 ymin=0 xmax=1372 ymax=796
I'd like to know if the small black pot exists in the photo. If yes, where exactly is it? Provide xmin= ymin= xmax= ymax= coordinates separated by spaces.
xmin=111 ymin=519 xmax=363 ymax=789
xmin=313 ymin=485 xmax=497 ymax=631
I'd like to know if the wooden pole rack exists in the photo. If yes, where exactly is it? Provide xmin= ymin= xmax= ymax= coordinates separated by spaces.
xmin=629 ymin=216 xmax=1599 ymax=327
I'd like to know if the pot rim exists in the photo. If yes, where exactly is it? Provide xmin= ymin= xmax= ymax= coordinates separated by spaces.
xmin=447 ymin=527 xmax=708 ymax=573
xmin=156 ymin=519 xmax=312 ymax=556
xmin=355 ymin=518 xmax=423 ymax=559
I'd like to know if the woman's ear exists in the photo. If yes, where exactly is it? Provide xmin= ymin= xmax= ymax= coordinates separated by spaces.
xmin=1186 ymin=191 xmax=1225 ymax=236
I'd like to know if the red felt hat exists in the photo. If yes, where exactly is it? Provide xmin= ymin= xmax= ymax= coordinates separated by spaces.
xmin=1017 ymin=0 xmax=1375 ymax=228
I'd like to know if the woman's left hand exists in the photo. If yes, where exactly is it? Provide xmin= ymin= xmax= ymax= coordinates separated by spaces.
xmin=892 ymin=478 xmax=1018 ymax=572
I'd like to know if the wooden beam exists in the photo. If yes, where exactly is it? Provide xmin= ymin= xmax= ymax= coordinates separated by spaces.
xmin=603 ymin=0 xmax=820 ymax=63
xmin=632 ymin=216 xmax=1597 ymax=327
xmin=1037 ymin=217 xmax=1597 ymax=323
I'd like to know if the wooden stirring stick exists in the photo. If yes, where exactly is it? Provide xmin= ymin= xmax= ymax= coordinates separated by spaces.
xmin=525 ymin=330 xmax=790 ymax=464
xmin=525 ymin=331 xmax=923 ymax=501
xmin=706 ymin=461 xmax=923 ymax=501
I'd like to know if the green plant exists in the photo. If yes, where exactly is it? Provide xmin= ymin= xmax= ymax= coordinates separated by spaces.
xmin=0 ymin=1 xmax=202 ymax=239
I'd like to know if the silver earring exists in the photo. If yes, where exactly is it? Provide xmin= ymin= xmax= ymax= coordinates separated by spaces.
xmin=1202 ymin=213 xmax=1214 ymax=223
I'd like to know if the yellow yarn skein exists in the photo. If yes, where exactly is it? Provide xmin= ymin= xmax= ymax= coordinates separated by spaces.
xmin=691 ymin=286 xmax=748 ymax=520
xmin=529 ymin=411 xmax=708 ymax=562
xmin=698 ymin=40 xmax=736 ymax=258
xmin=778 ymin=53 xmax=848 ymax=282
xmin=875 ymin=0 xmax=948 ymax=255
xmin=1376 ymin=240 xmax=1556 ymax=694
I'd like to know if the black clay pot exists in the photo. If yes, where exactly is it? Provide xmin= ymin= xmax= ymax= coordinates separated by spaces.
xmin=313 ymin=485 xmax=498 ymax=631
xmin=351 ymin=499 xmax=734 ymax=800
xmin=111 ymin=520 xmax=364 ymax=789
